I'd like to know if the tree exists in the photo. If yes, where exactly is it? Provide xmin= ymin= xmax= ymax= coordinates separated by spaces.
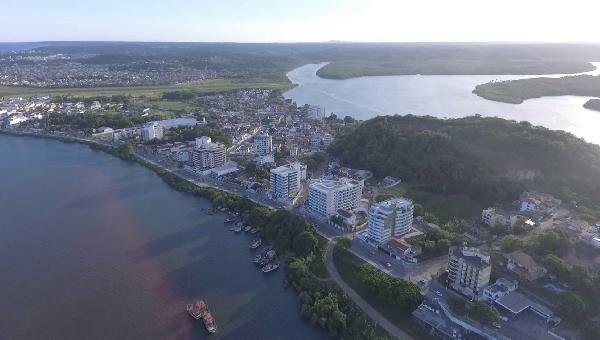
xmin=293 ymin=231 xmax=318 ymax=257
xmin=501 ymin=235 xmax=525 ymax=253
xmin=556 ymin=292 xmax=586 ymax=320
xmin=469 ymin=302 xmax=500 ymax=325
xmin=448 ymin=298 xmax=468 ymax=315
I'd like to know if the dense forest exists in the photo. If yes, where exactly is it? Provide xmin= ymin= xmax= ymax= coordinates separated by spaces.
xmin=473 ymin=75 xmax=600 ymax=104
xmin=329 ymin=115 xmax=600 ymax=219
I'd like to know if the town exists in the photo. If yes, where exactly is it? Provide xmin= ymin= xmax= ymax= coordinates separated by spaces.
xmin=2 ymin=88 xmax=600 ymax=340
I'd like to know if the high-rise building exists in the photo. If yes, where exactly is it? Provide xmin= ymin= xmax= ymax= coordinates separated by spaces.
xmin=254 ymin=133 xmax=273 ymax=156
xmin=307 ymin=177 xmax=363 ymax=218
xmin=192 ymin=136 xmax=226 ymax=172
xmin=269 ymin=162 xmax=307 ymax=200
xmin=447 ymin=246 xmax=491 ymax=300
xmin=141 ymin=122 xmax=164 ymax=142
xmin=366 ymin=197 xmax=414 ymax=244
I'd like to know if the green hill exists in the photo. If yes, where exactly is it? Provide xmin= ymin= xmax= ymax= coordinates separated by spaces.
xmin=329 ymin=115 xmax=600 ymax=219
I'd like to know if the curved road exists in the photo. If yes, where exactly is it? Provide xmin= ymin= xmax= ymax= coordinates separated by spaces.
xmin=325 ymin=241 xmax=414 ymax=340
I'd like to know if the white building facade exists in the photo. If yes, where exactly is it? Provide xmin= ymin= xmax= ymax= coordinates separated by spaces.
xmin=192 ymin=137 xmax=227 ymax=172
xmin=254 ymin=134 xmax=273 ymax=156
xmin=141 ymin=122 xmax=164 ymax=142
xmin=269 ymin=162 xmax=307 ymax=200
xmin=307 ymin=178 xmax=364 ymax=218
xmin=366 ymin=197 xmax=414 ymax=244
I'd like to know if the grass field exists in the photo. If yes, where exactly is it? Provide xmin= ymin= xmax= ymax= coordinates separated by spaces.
xmin=0 ymin=77 xmax=293 ymax=98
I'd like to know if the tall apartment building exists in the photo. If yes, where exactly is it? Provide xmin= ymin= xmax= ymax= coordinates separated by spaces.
xmin=307 ymin=177 xmax=363 ymax=218
xmin=141 ymin=122 xmax=164 ymax=142
xmin=269 ymin=162 xmax=307 ymax=200
xmin=254 ymin=133 xmax=273 ymax=156
xmin=447 ymin=247 xmax=491 ymax=300
xmin=192 ymin=136 xmax=226 ymax=172
xmin=366 ymin=197 xmax=414 ymax=244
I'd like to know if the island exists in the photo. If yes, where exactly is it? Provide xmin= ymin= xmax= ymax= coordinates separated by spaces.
xmin=473 ymin=74 xmax=600 ymax=104
xmin=584 ymin=98 xmax=600 ymax=112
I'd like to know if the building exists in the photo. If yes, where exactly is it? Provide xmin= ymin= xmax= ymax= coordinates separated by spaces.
xmin=269 ymin=162 xmax=307 ymax=200
xmin=192 ymin=136 xmax=227 ymax=172
xmin=366 ymin=197 xmax=414 ymax=244
xmin=255 ymin=153 xmax=275 ymax=165
xmin=518 ymin=191 xmax=562 ymax=214
xmin=141 ymin=122 xmax=164 ymax=142
xmin=329 ymin=209 xmax=357 ymax=231
xmin=307 ymin=177 xmax=363 ymax=218
xmin=253 ymin=133 xmax=273 ymax=156
xmin=483 ymin=278 xmax=519 ymax=303
xmin=505 ymin=251 xmax=547 ymax=281
xmin=447 ymin=246 xmax=491 ymax=300
xmin=481 ymin=208 xmax=518 ymax=228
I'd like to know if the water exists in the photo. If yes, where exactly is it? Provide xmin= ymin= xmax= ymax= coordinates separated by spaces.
xmin=0 ymin=42 xmax=46 ymax=52
xmin=284 ymin=63 xmax=600 ymax=145
xmin=0 ymin=134 xmax=324 ymax=340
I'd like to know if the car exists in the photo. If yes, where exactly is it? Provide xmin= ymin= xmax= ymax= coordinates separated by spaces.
xmin=435 ymin=290 xmax=443 ymax=297
xmin=385 ymin=262 xmax=392 ymax=267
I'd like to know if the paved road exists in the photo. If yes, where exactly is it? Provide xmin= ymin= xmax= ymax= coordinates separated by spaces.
xmin=324 ymin=240 xmax=414 ymax=340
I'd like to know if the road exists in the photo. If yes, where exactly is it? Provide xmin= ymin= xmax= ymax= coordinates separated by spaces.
xmin=324 ymin=240 xmax=414 ymax=340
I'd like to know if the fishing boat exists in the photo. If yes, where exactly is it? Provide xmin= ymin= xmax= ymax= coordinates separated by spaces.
xmin=253 ymin=254 xmax=263 ymax=263
xmin=266 ymin=249 xmax=276 ymax=259
xmin=186 ymin=300 xmax=208 ymax=320
xmin=243 ymin=225 xmax=252 ymax=232
xmin=203 ymin=313 xmax=218 ymax=333
xmin=249 ymin=228 xmax=259 ymax=234
xmin=250 ymin=239 xmax=262 ymax=249
xmin=262 ymin=262 xmax=280 ymax=273
xmin=233 ymin=226 xmax=242 ymax=233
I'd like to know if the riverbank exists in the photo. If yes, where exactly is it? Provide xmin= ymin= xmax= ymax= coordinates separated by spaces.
xmin=0 ymin=129 xmax=395 ymax=340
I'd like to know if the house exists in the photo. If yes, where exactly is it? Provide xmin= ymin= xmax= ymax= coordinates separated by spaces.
xmin=483 ymin=278 xmax=519 ymax=302
xmin=505 ymin=251 xmax=547 ymax=281
xmin=481 ymin=207 xmax=518 ymax=227
xmin=386 ymin=238 xmax=422 ymax=260
xmin=329 ymin=209 xmax=357 ymax=231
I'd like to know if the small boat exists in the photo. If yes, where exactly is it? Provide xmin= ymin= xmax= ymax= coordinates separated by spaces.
xmin=187 ymin=300 xmax=208 ymax=320
xmin=262 ymin=263 xmax=280 ymax=273
xmin=266 ymin=249 xmax=276 ymax=259
xmin=249 ymin=228 xmax=259 ymax=234
xmin=224 ymin=218 xmax=236 ymax=224
xmin=250 ymin=239 xmax=262 ymax=249
xmin=253 ymin=254 xmax=263 ymax=263
xmin=203 ymin=312 xmax=218 ymax=333
xmin=229 ymin=227 xmax=237 ymax=232
xmin=233 ymin=226 xmax=242 ymax=233
xmin=243 ymin=225 xmax=252 ymax=232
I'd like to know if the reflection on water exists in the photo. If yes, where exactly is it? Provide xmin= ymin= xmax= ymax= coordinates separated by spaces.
xmin=284 ymin=63 xmax=600 ymax=145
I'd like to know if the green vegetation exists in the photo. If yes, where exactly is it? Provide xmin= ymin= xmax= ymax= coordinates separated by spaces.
xmin=329 ymin=115 xmax=600 ymax=220
xmin=317 ymin=60 xmax=595 ymax=79
xmin=332 ymin=245 xmax=426 ymax=338
xmin=583 ymin=98 xmax=600 ymax=112
xmin=473 ymin=75 xmax=600 ymax=104
xmin=0 ymin=77 xmax=293 ymax=99
xmin=43 ymin=111 xmax=168 ymax=134
xmin=156 ymin=125 xmax=232 ymax=146
xmin=413 ymin=219 xmax=467 ymax=260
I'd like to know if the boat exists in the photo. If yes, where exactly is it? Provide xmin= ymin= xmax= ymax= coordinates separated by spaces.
xmin=203 ymin=312 xmax=218 ymax=333
xmin=186 ymin=300 xmax=208 ymax=320
xmin=266 ymin=249 xmax=276 ymax=259
xmin=253 ymin=254 xmax=263 ymax=263
xmin=249 ymin=228 xmax=259 ymax=234
xmin=262 ymin=262 xmax=280 ymax=273
xmin=243 ymin=225 xmax=252 ymax=232
xmin=250 ymin=239 xmax=262 ymax=249
xmin=224 ymin=218 xmax=236 ymax=224
xmin=233 ymin=226 xmax=242 ymax=233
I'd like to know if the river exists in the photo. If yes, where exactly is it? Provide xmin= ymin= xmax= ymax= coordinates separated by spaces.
xmin=0 ymin=134 xmax=325 ymax=340
xmin=284 ymin=63 xmax=600 ymax=145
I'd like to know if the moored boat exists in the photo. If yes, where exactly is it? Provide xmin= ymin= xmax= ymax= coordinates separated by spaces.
xmin=243 ymin=225 xmax=252 ymax=232
xmin=249 ymin=227 xmax=259 ymax=234
xmin=186 ymin=300 xmax=208 ymax=320
xmin=262 ymin=262 xmax=280 ymax=273
xmin=203 ymin=313 xmax=218 ymax=333
xmin=250 ymin=239 xmax=262 ymax=249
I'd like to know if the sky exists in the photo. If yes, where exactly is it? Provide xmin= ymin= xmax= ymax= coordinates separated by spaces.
xmin=2 ymin=0 xmax=600 ymax=43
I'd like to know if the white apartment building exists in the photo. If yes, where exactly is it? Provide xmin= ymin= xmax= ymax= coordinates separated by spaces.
xmin=141 ymin=122 xmax=164 ymax=142
xmin=307 ymin=177 xmax=363 ymax=218
xmin=366 ymin=197 xmax=414 ymax=244
xmin=192 ymin=136 xmax=226 ymax=172
xmin=447 ymin=247 xmax=492 ymax=300
xmin=254 ymin=133 xmax=273 ymax=156
xmin=269 ymin=162 xmax=307 ymax=200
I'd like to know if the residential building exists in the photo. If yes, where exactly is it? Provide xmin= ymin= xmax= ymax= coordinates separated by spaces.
xmin=255 ymin=153 xmax=275 ymax=165
xmin=269 ymin=162 xmax=307 ymax=200
xmin=307 ymin=177 xmax=363 ymax=218
xmin=505 ymin=251 xmax=547 ymax=281
xmin=141 ymin=122 xmax=164 ymax=142
xmin=253 ymin=133 xmax=273 ymax=155
xmin=366 ymin=197 xmax=414 ymax=244
xmin=483 ymin=278 xmax=519 ymax=303
xmin=329 ymin=209 xmax=357 ymax=231
xmin=518 ymin=191 xmax=562 ymax=214
xmin=192 ymin=136 xmax=226 ymax=172
xmin=481 ymin=207 xmax=518 ymax=227
xmin=447 ymin=246 xmax=491 ymax=299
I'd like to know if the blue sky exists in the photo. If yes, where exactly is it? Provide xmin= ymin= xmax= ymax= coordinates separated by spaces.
xmin=2 ymin=0 xmax=600 ymax=42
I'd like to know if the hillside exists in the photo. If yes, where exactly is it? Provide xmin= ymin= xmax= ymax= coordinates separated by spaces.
xmin=329 ymin=115 xmax=600 ymax=219
xmin=473 ymin=75 xmax=600 ymax=104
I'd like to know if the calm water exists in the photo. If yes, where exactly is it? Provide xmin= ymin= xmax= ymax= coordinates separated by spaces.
xmin=0 ymin=134 xmax=324 ymax=340
xmin=284 ymin=63 xmax=600 ymax=145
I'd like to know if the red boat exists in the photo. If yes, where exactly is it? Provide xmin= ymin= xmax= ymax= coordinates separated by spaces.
xmin=186 ymin=300 xmax=208 ymax=320
xmin=203 ymin=312 xmax=218 ymax=334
